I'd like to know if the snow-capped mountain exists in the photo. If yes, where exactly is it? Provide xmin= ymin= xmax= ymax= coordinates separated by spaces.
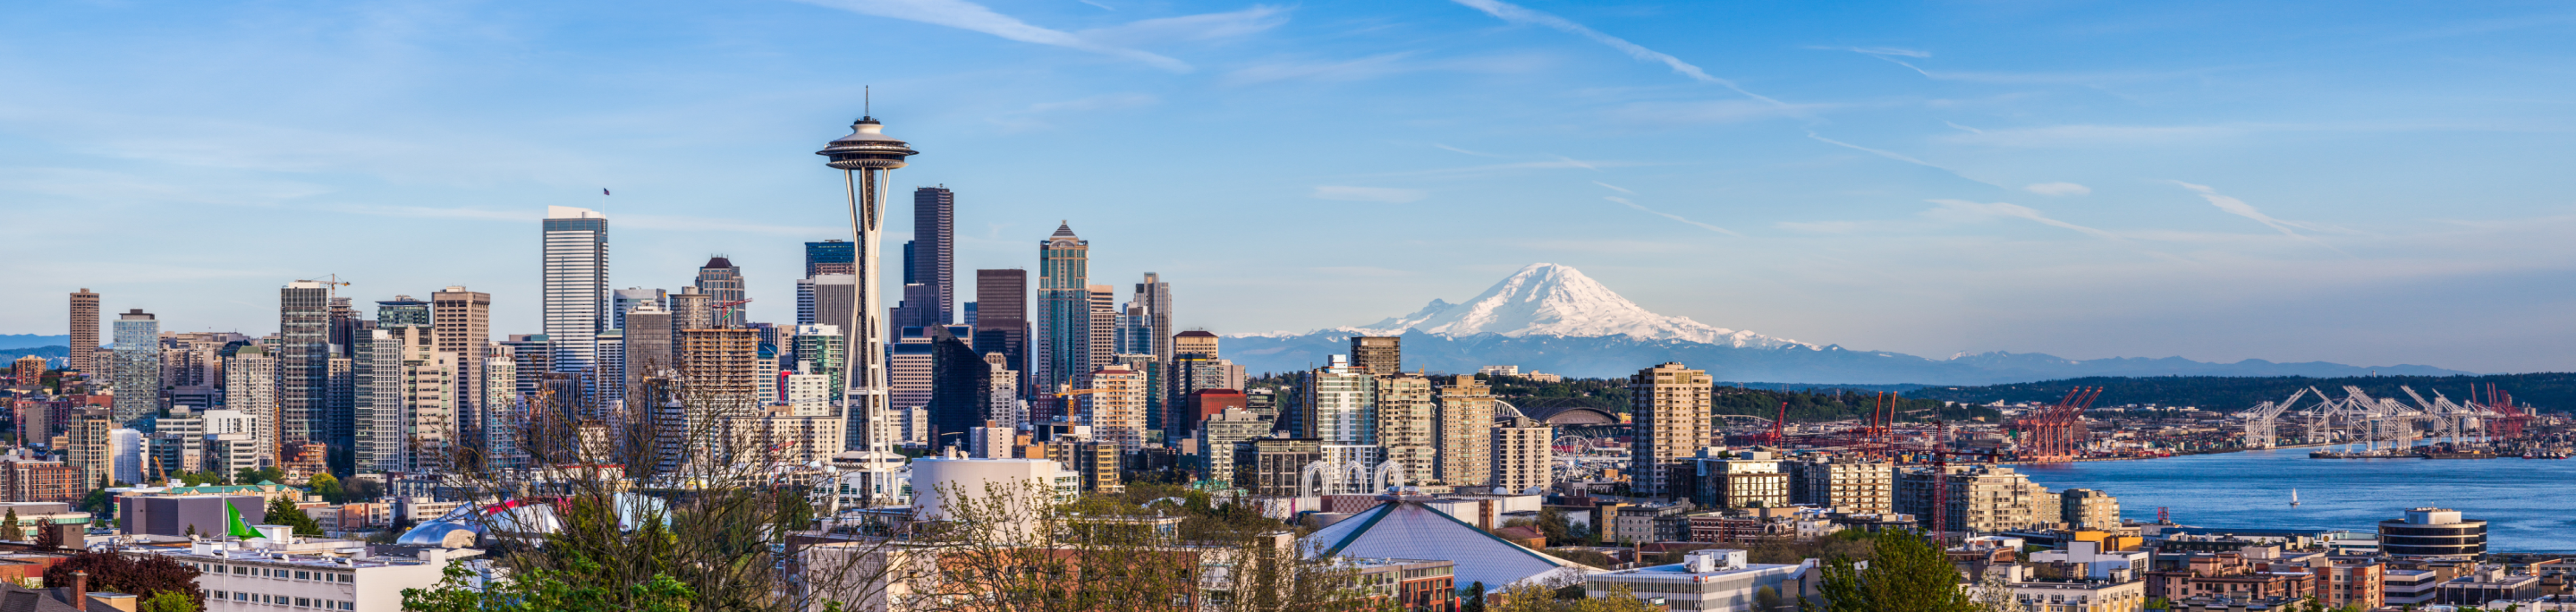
xmin=1335 ymin=263 xmax=1810 ymax=349
xmin=1220 ymin=262 xmax=2472 ymax=382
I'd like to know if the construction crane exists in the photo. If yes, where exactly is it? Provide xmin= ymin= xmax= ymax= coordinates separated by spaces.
xmin=1051 ymin=388 xmax=1099 ymax=398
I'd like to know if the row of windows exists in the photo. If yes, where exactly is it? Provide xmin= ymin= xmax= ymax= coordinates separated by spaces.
xmin=208 ymin=591 xmax=354 ymax=610
xmin=191 ymin=562 xmax=355 ymax=583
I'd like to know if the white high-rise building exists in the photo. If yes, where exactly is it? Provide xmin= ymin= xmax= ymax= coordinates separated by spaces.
xmin=109 ymin=429 xmax=143 ymax=485
xmin=223 ymin=345 xmax=278 ymax=464
xmin=542 ymin=206 xmax=610 ymax=389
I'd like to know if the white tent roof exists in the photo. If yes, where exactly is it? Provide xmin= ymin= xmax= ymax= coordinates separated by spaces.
xmin=1304 ymin=498 xmax=1597 ymax=589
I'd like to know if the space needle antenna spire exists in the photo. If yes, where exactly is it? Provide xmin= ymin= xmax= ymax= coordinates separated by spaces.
xmin=817 ymin=94 xmax=918 ymax=493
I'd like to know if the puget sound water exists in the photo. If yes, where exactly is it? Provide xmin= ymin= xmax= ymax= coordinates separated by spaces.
xmin=2012 ymin=447 xmax=2576 ymax=552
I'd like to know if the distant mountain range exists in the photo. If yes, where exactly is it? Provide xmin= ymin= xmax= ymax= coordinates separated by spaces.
xmin=1225 ymin=263 xmax=2472 ymax=384
xmin=0 ymin=335 xmax=67 ymax=350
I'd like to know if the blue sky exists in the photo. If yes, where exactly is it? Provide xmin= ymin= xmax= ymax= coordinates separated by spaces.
xmin=3 ymin=0 xmax=2572 ymax=372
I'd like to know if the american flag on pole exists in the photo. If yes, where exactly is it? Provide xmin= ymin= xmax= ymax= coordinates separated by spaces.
xmin=603 ymin=188 xmax=611 ymax=195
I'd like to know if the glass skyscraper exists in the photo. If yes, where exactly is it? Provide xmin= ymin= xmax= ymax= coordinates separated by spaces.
xmin=542 ymin=207 xmax=610 ymax=398
xmin=109 ymin=309 xmax=159 ymax=429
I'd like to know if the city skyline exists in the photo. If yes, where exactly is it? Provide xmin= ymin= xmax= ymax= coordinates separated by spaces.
xmin=3 ymin=1 xmax=2573 ymax=373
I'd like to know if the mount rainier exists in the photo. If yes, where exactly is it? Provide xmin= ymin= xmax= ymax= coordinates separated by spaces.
xmin=1223 ymin=263 xmax=2469 ymax=384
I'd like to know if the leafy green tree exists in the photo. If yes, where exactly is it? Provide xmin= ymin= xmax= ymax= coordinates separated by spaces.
xmin=2 ymin=508 xmax=19 ymax=541
xmin=402 ymin=553 xmax=692 ymax=612
xmin=264 ymin=496 xmax=324 ymax=536
xmin=309 ymin=473 xmax=344 ymax=503
xmin=140 ymin=591 xmax=199 ymax=612
xmin=234 ymin=466 xmax=286 ymax=485
xmin=1536 ymin=507 xmax=1571 ymax=545
xmin=1816 ymin=532 xmax=1980 ymax=612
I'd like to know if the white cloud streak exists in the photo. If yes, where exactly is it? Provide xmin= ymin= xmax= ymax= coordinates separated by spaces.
xmin=1433 ymin=143 xmax=1509 ymax=157
xmin=789 ymin=0 xmax=1284 ymax=72
xmin=987 ymin=92 xmax=1158 ymax=132
xmin=1927 ymin=199 xmax=2119 ymax=240
xmin=1591 ymin=181 xmax=1634 ymax=194
xmin=1608 ymin=196 xmax=1740 ymax=236
xmin=1448 ymin=0 xmax=1785 ymax=107
xmin=1805 ymin=132 xmax=2003 ymax=188
xmin=2024 ymin=183 xmax=2091 ymax=196
xmin=1311 ymin=185 xmax=1428 ymax=203
xmin=2172 ymin=181 xmax=2352 ymax=256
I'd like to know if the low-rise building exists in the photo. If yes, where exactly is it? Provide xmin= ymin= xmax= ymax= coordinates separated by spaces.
xmin=2383 ymin=568 xmax=2439 ymax=607
xmin=145 ymin=538 xmax=476 ymax=612
xmin=1585 ymin=548 xmax=1813 ymax=612
xmin=1687 ymin=450 xmax=1788 ymax=510
xmin=2438 ymin=565 xmax=2543 ymax=606
xmin=2318 ymin=559 xmax=2383 ymax=610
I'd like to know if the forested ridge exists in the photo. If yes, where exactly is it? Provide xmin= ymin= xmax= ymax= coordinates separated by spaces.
xmin=1904 ymin=372 xmax=2576 ymax=412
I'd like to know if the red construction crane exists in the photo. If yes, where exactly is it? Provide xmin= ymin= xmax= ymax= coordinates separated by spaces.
xmin=2012 ymin=387 xmax=2101 ymax=462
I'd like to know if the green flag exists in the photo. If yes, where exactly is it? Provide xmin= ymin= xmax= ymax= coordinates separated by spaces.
xmin=225 ymin=499 xmax=262 ymax=539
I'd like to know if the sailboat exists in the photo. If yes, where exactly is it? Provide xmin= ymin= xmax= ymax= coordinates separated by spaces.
xmin=2290 ymin=489 xmax=2301 ymax=507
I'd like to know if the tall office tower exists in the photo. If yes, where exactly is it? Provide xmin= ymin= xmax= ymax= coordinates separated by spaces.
xmin=805 ymin=240 xmax=855 ymax=276
xmin=1085 ymin=363 xmax=1148 ymax=451
xmin=394 ymin=327 xmax=455 ymax=472
xmin=1115 ymin=302 xmax=1149 ymax=355
xmin=1135 ymin=273 xmax=1172 ymax=363
xmin=328 ymin=297 xmax=361 ymax=355
xmin=695 ymin=257 xmax=745 ymax=327
xmin=911 ymin=187 xmax=955 ymax=325
xmin=68 ymin=409 xmax=112 ymax=488
xmin=542 ymin=206 xmax=611 ymax=387
xmin=792 ymin=325 xmax=846 ymax=395
xmin=1373 ymin=373 xmax=1436 ymax=486
xmin=623 ymin=303 xmax=674 ymax=388
xmin=613 ymin=288 xmax=667 ymax=333
xmin=891 ymin=283 xmax=937 ymax=332
xmin=982 ymin=354 xmax=1022 ymax=430
xmin=500 ymin=335 xmax=551 ymax=399
xmin=1087 ymin=285 xmax=1115 ymax=384
xmin=1491 ymin=416 xmax=1554 ymax=494
xmin=1351 ymin=336 xmax=1401 ymax=376
xmin=430 ymin=286 xmax=491 ymax=462
xmin=795 ymin=278 xmax=817 ymax=325
xmin=595 ymin=330 xmax=627 ymax=411
xmin=1433 ymin=375 xmax=1497 ymax=487
xmin=1303 ymin=355 xmax=1381 ymax=474
xmin=817 ymin=114 xmax=919 ymax=456
xmin=352 ymin=329 xmax=394 ymax=472
xmin=1034 ymin=223 xmax=1090 ymax=421
xmin=109 ymin=310 xmax=160 ymax=428
xmin=674 ymin=328 xmax=758 ymax=472
xmin=68 ymin=289 xmax=99 ymax=375
xmin=808 ymin=275 xmax=856 ymax=333
xmin=921 ymin=327 xmax=994 ymax=450
xmin=669 ymin=287 xmax=712 ymax=332
xmin=481 ymin=351 xmax=522 ymax=471
xmin=1114 ymin=353 xmax=1163 ymax=436
xmin=1173 ymin=330 xmax=1217 ymax=360
xmin=225 ymin=346 xmax=279 ymax=467
xmin=971 ymin=269 xmax=1029 ymax=376
xmin=378 ymin=296 xmax=430 ymax=328
xmin=1629 ymin=361 xmax=1712 ymax=498
xmin=889 ymin=327 xmax=936 ymax=414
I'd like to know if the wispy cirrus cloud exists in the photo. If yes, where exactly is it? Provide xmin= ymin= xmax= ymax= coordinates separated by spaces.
xmin=2024 ymin=183 xmax=2091 ymax=196
xmin=787 ymin=0 xmax=1284 ymax=72
xmin=2171 ymin=181 xmax=2354 ymax=255
xmin=1608 ymin=196 xmax=1740 ymax=236
xmin=1448 ymin=0 xmax=1786 ymax=107
xmin=1433 ymin=143 xmax=1509 ymax=157
xmin=1368 ymin=157 xmax=1648 ymax=177
xmin=1591 ymin=181 xmax=1634 ymax=194
xmin=1805 ymin=132 xmax=2002 ymax=188
xmin=1311 ymin=185 xmax=1428 ymax=203
xmin=1940 ymin=124 xmax=2242 ymax=148
xmin=1926 ymin=199 xmax=2118 ymax=240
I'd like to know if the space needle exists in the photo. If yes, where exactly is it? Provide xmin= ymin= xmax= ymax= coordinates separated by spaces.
xmin=817 ymin=105 xmax=917 ymax=488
